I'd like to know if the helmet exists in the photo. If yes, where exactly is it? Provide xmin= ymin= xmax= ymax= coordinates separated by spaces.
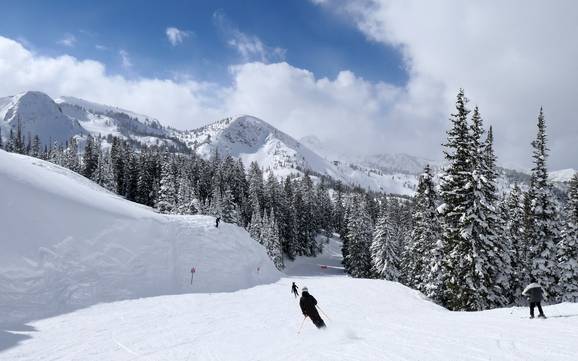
xmin=302 ymin=287 xmax=308 ymax=293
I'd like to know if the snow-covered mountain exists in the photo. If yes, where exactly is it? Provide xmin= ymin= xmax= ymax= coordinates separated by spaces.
xmin=0 ymin=91 xmax=571 ymax=195
xmin=0 ymin=149 xmax=280 ymax=325
xmin=0 ymin=91 xmax=86 ymax=145
xmin=550 ymin=168 xmax=577 ymax=182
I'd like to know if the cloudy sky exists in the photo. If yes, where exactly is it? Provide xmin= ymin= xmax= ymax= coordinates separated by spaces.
xmin=0 ymin=0 xmax=576 ymax=170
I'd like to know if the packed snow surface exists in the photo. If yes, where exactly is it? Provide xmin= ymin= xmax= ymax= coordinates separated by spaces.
xmin=1 ymin=276 xmax=577 ymax=360
xmin=0 ymin=150 xmax=280 ymax=326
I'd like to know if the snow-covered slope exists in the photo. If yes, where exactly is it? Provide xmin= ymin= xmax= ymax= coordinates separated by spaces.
xmin=0 ymin=91 xmax=85 ymax=145
xmin=0 ymin=149 xmax=280 ymax=325
xmin=176 ymin=115 xmax=344 ymax=179
xmin=2 ymin=275 xmax=577 ymax=360
xmin=550 ymin=168 xmax=576 ymax=182
xmin=177 ymin=115 xmax=420 ymax=194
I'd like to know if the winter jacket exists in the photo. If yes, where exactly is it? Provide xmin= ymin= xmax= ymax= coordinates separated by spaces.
xmin=522 ymin=283 xmax=544 ymax=303
xmin=300 ymin=292 xmax=320 ymax=318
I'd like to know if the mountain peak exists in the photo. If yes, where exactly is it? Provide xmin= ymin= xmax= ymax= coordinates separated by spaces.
xmin=0 ymin=91 xmax=85 ymax=144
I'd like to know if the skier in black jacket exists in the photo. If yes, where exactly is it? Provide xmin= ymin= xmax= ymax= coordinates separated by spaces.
xmin=299 ymin=287 xmax=326 ymax=329
xmin=291 ymin=282 xmax=299 ymax=298
xmin=522 ymin=276 xmax=547 ymax=319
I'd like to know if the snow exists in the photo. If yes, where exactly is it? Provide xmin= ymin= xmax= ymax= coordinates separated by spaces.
xmin=2 ymin=274 xmax=577 ymax=360
xmin=549 ymin=168 xmax=577 ymax=183
xmin=0 ymin=91 xmax=85 ymax=145
xmin=0 ymin=149 xmax=280 ymax=326
xmin=1 ymin=150 xmax=578 ymax=360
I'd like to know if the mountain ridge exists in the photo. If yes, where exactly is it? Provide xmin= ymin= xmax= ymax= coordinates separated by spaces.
xmin=1 ymin=91 xmax=574 ymax=194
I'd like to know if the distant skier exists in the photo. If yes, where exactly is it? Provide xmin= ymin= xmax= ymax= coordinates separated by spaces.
xmin=190 ymin=267 xmax=196 ymax=285
xmin=299 ymin=287 xmax=326 ymax=329
xmin=522 ymin=277 xmax=547 ymax=319
xmin=215 ymin=217 xmax=221 ymax=228
xmin=291 ymin=282 xmax=299 ymax=298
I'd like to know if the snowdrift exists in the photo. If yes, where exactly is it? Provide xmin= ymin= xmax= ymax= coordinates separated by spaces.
xmin=0 ymin=150 xmax=281 ymax=324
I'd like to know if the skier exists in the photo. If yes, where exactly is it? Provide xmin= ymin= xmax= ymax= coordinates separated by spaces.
xmin=522 ymin=277 xmax=547 ymax=319
xmin=291 ymin=282 xmax=299 ymax=298
xmin=215 ymin=217 xmax=221 ymax=228
xmin=299 ymin=287 xmax=326 ymax=329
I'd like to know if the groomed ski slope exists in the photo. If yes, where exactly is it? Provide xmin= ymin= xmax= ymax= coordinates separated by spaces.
xmin=2 ymin=272 xmax=577 ymax=360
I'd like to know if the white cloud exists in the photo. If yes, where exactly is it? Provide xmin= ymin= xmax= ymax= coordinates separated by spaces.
xmin=316 ymin=0 xmax=578 ymax=169
xmin=119 ymin=49 xmax=132 ymax=68
xmin=165 ymin=27 xmax=191 ymax=46
xmin=57 ymin=34 xmax=76 ymax=47
xmin=213 ymin=11 xmax=286 ymax=63
xmin=0 ymin=35 xmax=397 ymax=157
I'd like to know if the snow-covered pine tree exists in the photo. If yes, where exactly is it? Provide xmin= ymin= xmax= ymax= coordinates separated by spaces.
xmin=370 ymin=205 xmax=400 ymax=281
xmin=440 ymin=93 xmax=509 ymax=310
xmin=438 ymin=90 xmax=474 ymax=310
xmin=31 ymin=135 xmax=40 ymax=158
xmin=82 ymin=135 xmax=98 ymax=179
xmin=502 ymin=184 xmax=529 ymax=303
xmin=155 ymin=155 xmax=178 ymax=214
xmin=316 ymin=181 xmax=333 ymax=237
xmin=176 ymin=176 xmax=198 ymax=215
xmin=220 ymin=186 xmax=238 ymax=224
xmin=264 ymin=209 xmax=284 ymax=269
xmin=110 ymin=137 xmax=125 ymax=195
xmin=558 ymin=173 xmax=578 ymax=301
xmin=344 ymin=194 xmax=373 ymax=278
xmin=526 ymin=108 xmax=561 ymax=297
xmin=279 ymin=176 xmax=297 ymax=259
xmin=123 ymin=150 xmax=139 ymax=201
xmin=249 ymin=200 xmax=263 ymax=244
xmin=406 ymin=165 xmax=442 ymax=293
xmin=65 ymin=137 xmax=80 ymax=173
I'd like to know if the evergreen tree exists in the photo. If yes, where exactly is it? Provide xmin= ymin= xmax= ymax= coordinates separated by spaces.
xmin=220 ymin=187 xmax=239 ymax=224
xmin=406 ymin=165 xmax=442 ymax=294
xmin=31 ymin=135 xmax=40 ymax=158
xmin=82 ymin=135 xmax=98 ymax=179
xmin=526 ymin=108 xmax=561 ymax=297
xmin=558 ymin=173 xmax=578 ymax=301
xmin=264 ymin=209 xmax=284 ymax=269
xmin=156 ymin=155 xmax=178 ymax=213
xmin=65 ymin=137 xmax=80 ymax=173
xmin=344 ymin=194 xmax=373 ymax=278
xmin=502 ymin=184 xmax=529 ymax=303
xmin=439 ymin=93 xmax=509 ymax=310
xmin=370 ymin=207 xmax=399 ymax=281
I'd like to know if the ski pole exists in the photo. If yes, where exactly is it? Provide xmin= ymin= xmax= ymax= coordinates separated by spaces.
xmin=316 ymin=305 xmax=330 ymax=321
xmin=297 ymin=316 xmax=307 ymax=334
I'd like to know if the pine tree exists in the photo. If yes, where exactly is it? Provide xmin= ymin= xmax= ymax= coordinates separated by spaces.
xmin=406 ymin=165 xmax=442 ymax=294
xmin=558 ymin=173 xmax=578 ymax=301
xmin=220 ymin=187 xmax=239 ymax=224
xmin=439 ymin=93 xmax=509 ymax=310
xmin=526 ymin=108 xmax=561 ymax=297
xmin=156 ymin=155 xmax=178 ymax=213
xmin=502 ymin=184 xmax=529 ymax=303
xmin=344 ymin=194 xmax=373 ymax=278
xmin=264 ymin=209 xmax=284 ymax=269
xmin=370 ymin=207 xmax=399 ymax=281
xmin=31 ymin=135 xmax=40 ymax=158
xmin=249 ymin=202 xmax=263 ymax=244
xmin=65 ymin=137 xmax=80 ymax=173
xmin=82 ymin=135 xmax=98 ymax=179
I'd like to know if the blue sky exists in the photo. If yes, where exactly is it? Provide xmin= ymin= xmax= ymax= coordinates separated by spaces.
xmin=0 ymin=0 xmax=406 ymax=85
xmin=0 ymin=1 xmax=576 ymax=169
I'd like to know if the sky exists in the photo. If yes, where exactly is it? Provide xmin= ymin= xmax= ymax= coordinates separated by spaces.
xmin=0 ymin=0 xmax=576 ymax=170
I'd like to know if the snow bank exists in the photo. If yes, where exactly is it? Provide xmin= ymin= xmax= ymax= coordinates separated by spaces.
xmin=0 ymin=150 xmax=281 ymax=324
